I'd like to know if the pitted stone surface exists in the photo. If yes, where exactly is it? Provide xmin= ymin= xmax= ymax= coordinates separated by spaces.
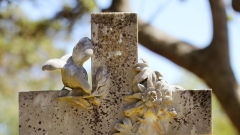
xmin=91 ymin=13 xmax=138 ymax=134
xmin=19 ymin=90 xmax=211 ymax=135
xmin=161 ymin=90 xmax=212 ymax=135
xmin=19 ymin=91 xmax=96 ymax=135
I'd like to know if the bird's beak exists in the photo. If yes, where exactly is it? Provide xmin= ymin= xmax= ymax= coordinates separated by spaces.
xmin=85 ymin=49 xmax=93 ymax=56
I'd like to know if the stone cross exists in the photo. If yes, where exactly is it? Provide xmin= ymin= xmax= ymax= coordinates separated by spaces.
xmin=19 ymin=13 xmax=212 ymax=135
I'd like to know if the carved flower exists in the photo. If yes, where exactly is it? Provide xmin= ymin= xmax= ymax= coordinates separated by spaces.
xmin=122 ymin=77 xmax=179 ymax=135
xmin=132 ymin=58 xmax=163 ymax=92
xmin=124 ymin=78 xmax=177 ymax=119
xmin=118 ymin=58 xmax=183 ymax=135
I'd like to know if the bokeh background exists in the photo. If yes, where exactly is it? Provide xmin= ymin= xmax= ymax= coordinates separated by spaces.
xmin=0 ymin=0 xmax=240 ymax=134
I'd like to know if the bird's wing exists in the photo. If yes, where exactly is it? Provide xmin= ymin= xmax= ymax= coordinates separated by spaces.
xmin=60 ymin=54 xmax=72 ymax=62
xmin=42 ymin=59 xmax=66 ymax=71
xmin=75 ymin=68 xmax=91 ymax=94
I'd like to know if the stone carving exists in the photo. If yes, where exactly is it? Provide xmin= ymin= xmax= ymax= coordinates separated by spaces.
xmin=42 ymin=37 xmax=109 ymax=109
xmin=114 ymin=59 xmax=183 ymax=135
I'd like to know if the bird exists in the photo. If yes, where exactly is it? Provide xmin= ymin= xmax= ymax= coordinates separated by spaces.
xmin=42 ymin=37 xmax=93 ymax=96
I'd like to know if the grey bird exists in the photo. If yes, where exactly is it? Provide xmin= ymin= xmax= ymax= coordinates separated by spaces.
xmin=42 ymin=37 xmax=93 ymax=95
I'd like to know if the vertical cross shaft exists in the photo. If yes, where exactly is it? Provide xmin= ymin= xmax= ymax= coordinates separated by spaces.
xmin=91 ymin=13 xmax=138 ymax=134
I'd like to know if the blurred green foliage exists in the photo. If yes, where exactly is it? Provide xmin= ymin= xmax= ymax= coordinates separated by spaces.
xmin=212 ymin=94 xmax=238 ymax=135
xmin=0 ymin=1 xmax=238 ymax=135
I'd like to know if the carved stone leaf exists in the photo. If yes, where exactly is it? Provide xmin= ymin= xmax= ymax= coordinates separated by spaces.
xmin=132 ymin=121 xmax=142 ymax=134
xmin=124 ymin=107 xmax=137 ymax=117
xmin=154 ymin=81 xmax=162 ymax=90
xmin=92 ymin=67 xmax=109 ymax=97
xmin=133 ymin=93 xmax=142 ymax=99
xmin=140 ymin=58 xmax=148 ymax=64
xmin=93 ymin=97 xmax=101 ymax=106
xmin=114 ymin=123 xmax=128 ymax=133
xmin=90 ymin=97 xmax=101 ymax=106
xmin=95 ymin=67 xmax=109 ymax=89
xmin=150 ymin=71 xmax=157 ymax=83
xmin=151 ymin=107 xmax=159 ymax=116
xmin=96 ymin=67 xmax=104 ymax=82
xmin=114 ymin=118 xmax=135 ymax=135
xmin=155 ymin=89 xmax=162 ymax=103
xmin=159 ymin=80 xmax=169 ymax=90
xmin=113 ymin=133 xmax=122 ymax=135
xmin=92 ymin=85 xmax=108 ymax=97
xmin=96 ymin=75 xmax=109 ymax=89
xmin=73 ymin=97 xmax=92 ymax=109
xmin=134 ymin=63 xmax=149 ymax=71
xmin=132 ymin=69 xmax=149 ymax=85
xmin=154 ymin=71 xmax=163 ymax=79
xmin=124 ymin=101 xmax=145 ymax=116
xmin=137 ymin=84 xmax=146 ymax=92
xmin=122 ymin=118 xmax=132 ymax=128
xmin=147 ymin=78 xmax=154 ymax=89
xmin=145 ymin=101 xmax=153 ymax=107
xmin=124 ymin=95 xmax=139 ymax=103
xmin=134 ymin=101 xmax=145 ymax=109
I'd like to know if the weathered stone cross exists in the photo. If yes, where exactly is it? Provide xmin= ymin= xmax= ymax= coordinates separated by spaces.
xmin=19 ymin=13 xmax=211 ymax=135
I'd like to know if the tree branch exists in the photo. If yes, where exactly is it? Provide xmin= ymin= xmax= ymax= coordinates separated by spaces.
xmin=205 ymin=0 xmax=240 ymax=132
xmin=138 ymin=19 xmax=198 ymax=65
xmin=232 ymin=0 xmax=240 ymax=12
xmin=105 ymin=0 xmax=240 ymax=133
xmin=209 ymin=0 xmax=229 ymax=51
